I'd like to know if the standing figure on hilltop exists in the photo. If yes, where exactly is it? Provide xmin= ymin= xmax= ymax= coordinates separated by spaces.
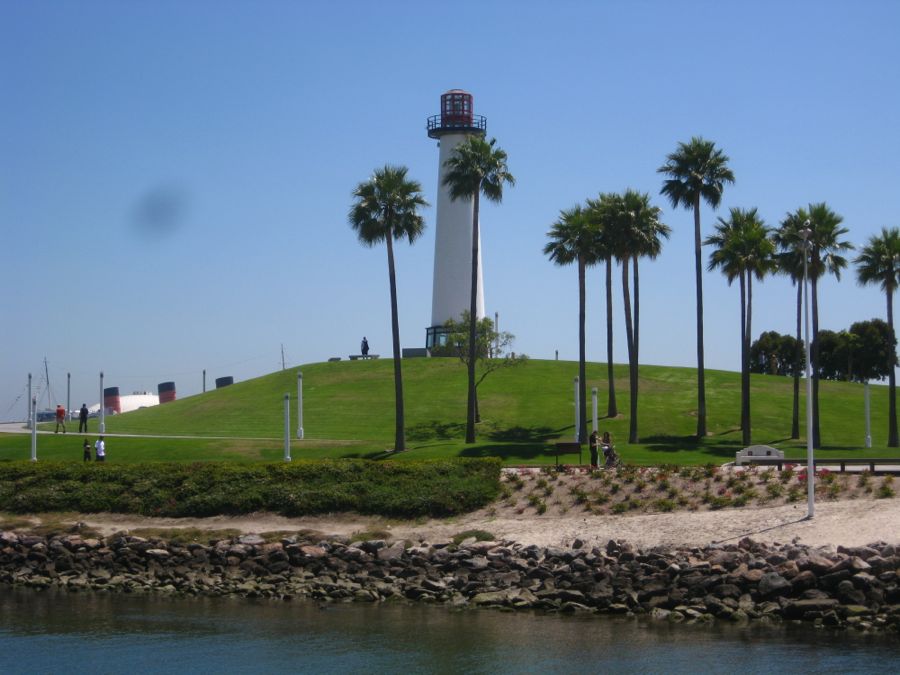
xmin=55 ymin=404 xmax=66 ymax=433
xmin=361 ymin=337 xmax=369 ymax=357
xmin=78 ymin=403 xmax=89 ymax=433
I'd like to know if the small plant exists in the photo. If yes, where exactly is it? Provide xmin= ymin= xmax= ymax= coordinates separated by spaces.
xmin=676 ymin=495 xmax=689 ymax=507
xmin=610 ymin=483 xmax=621 ymax=495
xmin=827 ymin=483 xmax=842 ymax=499
xmin=535 ymin=477 xmax=549 ymax=490
xmin=452 ymin=529 xmax=495 ymax=544
xmin=571 ymin=486 xmax=589 ymax=504
xmin=703 ymin=464 xmax=718 ymax=479
xmin=766 ymin=482 xmax=784 ymax=498
xmin=787 ymin=486 xmax=802 ymax=502
xmin=657 ymin=479 xmax=670 ymax=492
xmin=759 ymin=468 xmax=775 ymax=484
xmin=536 ymin=500 xmax=548 ymax=514
xmin=592 ymin=490 xmax=611 ymax=505
xmin=611 ymin=501 xmax=629 ymax=514
xmin=634 ymin=479 xmax=647 ymax=493
xmin=708 ymin=495 xmax=732 ymax=510
xmin=628 ymin=498 xmax=643 ymax=510
xmin=878 ymin=476 xmax=895 ymax=499
xmin=508 ymin=474 xmax=525 ymax=491
xmin=654 ymin=498 xmax=676 ymax=512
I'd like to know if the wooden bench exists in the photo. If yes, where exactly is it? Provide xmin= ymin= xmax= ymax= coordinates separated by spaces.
xmin=738 ymin=457 xmax=900 ymax=473
xmin=552 ymin=442 xmax=582 ymax=467
xmin=348 ymin=354 xmax=380 ymax=361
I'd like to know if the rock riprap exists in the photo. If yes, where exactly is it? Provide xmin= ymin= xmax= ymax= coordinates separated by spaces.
xmin=2 ymin=530 xmax=899 ymax=633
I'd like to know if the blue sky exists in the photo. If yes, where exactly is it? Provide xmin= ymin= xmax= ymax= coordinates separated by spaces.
xmin=2 ymin=0 xmax=899 ymax=420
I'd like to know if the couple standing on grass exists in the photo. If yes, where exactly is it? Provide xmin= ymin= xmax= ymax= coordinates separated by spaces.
xmin=589 ymin=430 xmax=615 ymax=469
xmin=82 ymin=436 xmax=106 ymax=462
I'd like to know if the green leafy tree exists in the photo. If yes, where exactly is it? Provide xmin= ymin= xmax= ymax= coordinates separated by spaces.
xmin=544 ymin=205 xmax=599 ymax=443
xmin=349 ymin=165 xmax=428 ymax=452
xmin=609 ymin=190 xmax=670 ymax=443
xmin=705 ymin=207 xmax=774 ymax=446
xmin=436 ymin=312 xmax=528 ymax=423
xmin=855 ymin=227 xmax=900 ymax=446
xmin=750 ymin=331 xmax=804 ymax=376
xmin=848 ymin=319 xmax=897 ymax=384
xmin=443 ymin=136 xmax=515 ymax=443
xmin=658 ymin=137 xmax=735 ymax=438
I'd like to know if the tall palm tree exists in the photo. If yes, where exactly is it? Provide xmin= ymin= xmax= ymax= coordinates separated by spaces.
xmin=443 ymin=136 xmax=515 ymax=443
xmin=855 ymin=227 xmax=900 ymax=447
xmin=586 ymin=194 xmax=619 ymax=418
xmin=612 ymin=190 xmax=670 ymax=443
xmin=544 ymin=205 xmax=598 ymax=444
xmin=349 ymin=165 xmax=428 ymax=452
xmin=773 ymin=209 xmax=810 ymax=440
xmin=658 ymin=137 xmax=735 ymax=439
xmin=805 ymin=202 xmax=853 ymax=448
xmin=705 ymin=207 xmax=774 ymax=446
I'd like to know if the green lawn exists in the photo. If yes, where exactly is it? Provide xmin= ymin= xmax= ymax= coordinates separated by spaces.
xmin=6 ymin=357 xmax=898 ymax=466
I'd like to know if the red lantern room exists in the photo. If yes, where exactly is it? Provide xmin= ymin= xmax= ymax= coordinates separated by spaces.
xmin=427 ymin=89 xmax=487 ymax=138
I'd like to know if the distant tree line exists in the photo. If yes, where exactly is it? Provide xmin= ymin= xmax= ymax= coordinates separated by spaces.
xmin=751 ymin=319 xmax=897 ymax=383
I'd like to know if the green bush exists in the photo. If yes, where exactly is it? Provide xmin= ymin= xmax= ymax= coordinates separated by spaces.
xmin=0 ymin=458 xmax=501 ymax=519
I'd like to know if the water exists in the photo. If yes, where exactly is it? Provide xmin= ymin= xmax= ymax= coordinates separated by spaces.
xmin=0 ymin=589 xmax=895 ymax=674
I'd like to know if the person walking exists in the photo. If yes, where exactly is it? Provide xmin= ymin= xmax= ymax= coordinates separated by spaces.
xmin=78 ymin=404 xmax=89 ymax=433
xmin=83 ymin=438 xmax=92 ymax=462
xmin=94 ymin=436 xmax=106 ymax=462
xmin=361 ymin=337 xmax=369 ymax=357
xmin=55 ymin=405 xmax=66 ymax=433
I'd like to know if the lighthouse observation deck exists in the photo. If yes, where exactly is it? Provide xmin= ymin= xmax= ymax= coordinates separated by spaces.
xmin=427 ymin=113 xmax=487 ymax=138
xmin=426 ymin=89 xmax=486 ymax=138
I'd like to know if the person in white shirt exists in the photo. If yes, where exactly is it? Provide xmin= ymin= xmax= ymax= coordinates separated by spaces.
xmin=94 ymin=436 xmax=106 ymax=462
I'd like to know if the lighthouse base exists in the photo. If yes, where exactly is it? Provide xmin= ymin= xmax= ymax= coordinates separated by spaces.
xmin=425 ymin=325 xmax=455 ymax=351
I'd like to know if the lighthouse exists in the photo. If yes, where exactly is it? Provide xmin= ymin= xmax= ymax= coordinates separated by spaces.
xmin=425 ymin=89 xmax=487 ymax=350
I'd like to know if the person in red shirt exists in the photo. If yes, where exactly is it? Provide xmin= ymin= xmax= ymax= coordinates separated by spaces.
xmin=55 ymin=405 xmax=66 ymax=434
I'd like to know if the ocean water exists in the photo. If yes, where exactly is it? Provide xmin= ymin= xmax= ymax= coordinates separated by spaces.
xmin=0 ymin=588 xmax=895 ymax=674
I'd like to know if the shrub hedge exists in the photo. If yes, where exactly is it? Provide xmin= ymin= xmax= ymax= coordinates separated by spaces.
xmin=0 ymin=458 xmax=502 ymax=519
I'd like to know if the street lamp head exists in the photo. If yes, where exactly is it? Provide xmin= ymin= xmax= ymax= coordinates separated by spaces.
xmin=800 ymin=221 xmax=812 ymax=241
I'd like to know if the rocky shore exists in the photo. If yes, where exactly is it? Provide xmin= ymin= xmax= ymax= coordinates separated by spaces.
xmin=2 ymin=529 xmax=899 ymax=634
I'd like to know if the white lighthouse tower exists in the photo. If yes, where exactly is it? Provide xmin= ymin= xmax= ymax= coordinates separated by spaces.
xmin=425 ymin=89 xmax=487 ymax=350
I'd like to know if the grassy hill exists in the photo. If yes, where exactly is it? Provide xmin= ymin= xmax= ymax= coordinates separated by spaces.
xmin=13 ymin=357 xmax=898 ymax=466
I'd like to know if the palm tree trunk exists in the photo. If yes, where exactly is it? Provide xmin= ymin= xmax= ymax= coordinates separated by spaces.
xmin=385 ymin=235 xmax=405 ymax=452
xmin=577 ymin=256 xmax=587 ymax=444
xmin=792 ymin=281 xmax=801 ymax=439
xmin=811 ymin=271 xmax=821 ymax=449
xmin=743 ymin=273 xmax=752 ymax=446
xmin=693 ymin=194 xmax=707 ymax=438
xmin=739 ymin=271 xmax=747 ymax=439
xmin=629 ymin=256 xmax=640 ymax=443
xmin=606 ymin=255 xmax=617 ymax=418
xmin=888 ymin=288 xmax=898 ymax=447
xmin=622 ymin=258 xmax=637 ymax=444
xmin=465 ymin=192 xmax=480 ymax=444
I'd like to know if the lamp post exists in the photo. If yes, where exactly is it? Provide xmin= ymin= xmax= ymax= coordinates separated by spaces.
xmin=801 ymin=223 xmax=815 ymax=519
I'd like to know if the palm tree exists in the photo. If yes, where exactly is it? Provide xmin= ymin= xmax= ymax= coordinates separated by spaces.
xmin=349 ymin=165 xmax=428 ymax=452
xmin=805 ymin=202 xmax=853 ymax=448
xmin=705 ymin=207 xmax=774 ymax=446
xmin=773 ymin=209 xmax=810 ymax=440
xmin=658 ymin=137 xmax=735 ymax=439
xmin=443 ymin=136 xmax=515 ymax=443
xmin=544 ymin=204 xmax=598 ymax=444
xmin=611 ymin=190 xmax=670 ymax=443
xmin=855 ymin=227 xmax=900 ymax=447
xmin=586 ymin=194 xmax=619 ymax=418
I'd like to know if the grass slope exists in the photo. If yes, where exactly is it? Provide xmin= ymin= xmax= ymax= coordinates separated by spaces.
xmin=11 ymin=358 xmax=900 ymax=466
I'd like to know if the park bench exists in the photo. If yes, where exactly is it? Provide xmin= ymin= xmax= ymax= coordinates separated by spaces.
xmin=552 ymin=442 xmax=582 ymax=467
xmin=348 ymin=354 xmax=380 ymax=360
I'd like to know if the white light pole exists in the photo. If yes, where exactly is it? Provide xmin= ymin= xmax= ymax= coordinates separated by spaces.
xmin=67 ymin=372 xmax=71 ymax=421
xmin=801 ymin=224 xmax=815 ymax=519
xmin=27 ymin=373 xmax=32 ymax=429
xmin=573 ymin=376 xmax=580 ymax=442
xmin=296 ymin=371 xmax=304 ymax=439
xmin=99 ymin=371 xmax=105 ymax=433
xmin=592 ymin=387 xmax=599 ymax=434
xmin=283 ymin=393 xmax=291 ymax=462
xmin=864 ymin=381 xmax=872 ymax=448
xmin=30 ymin=396 xmax=37 ymax=462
